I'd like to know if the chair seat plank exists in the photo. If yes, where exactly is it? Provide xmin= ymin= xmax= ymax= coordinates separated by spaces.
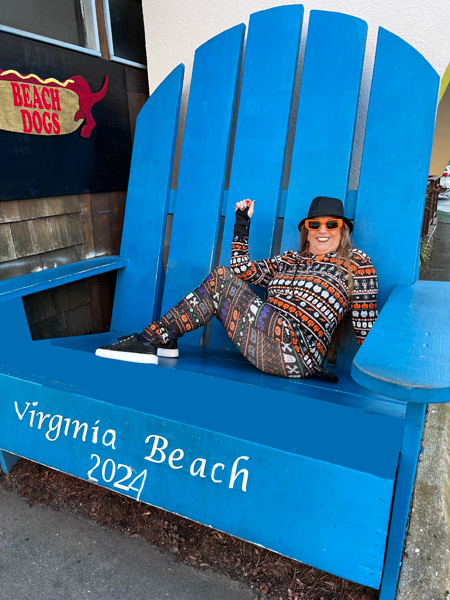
xmin=160 ymin=24 xmax=245 ymax=344
xmin=281 ymin=10 xmax=367 ymax=253
xmin=111 ymin=65 xmax=184 ymax=332
xmin=352 ymin=28 xmax=440 ymax=308
xmin=53 ymin=331 xmax=405 ymax=409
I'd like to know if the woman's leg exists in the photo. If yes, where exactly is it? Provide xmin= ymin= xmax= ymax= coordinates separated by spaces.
xmin=143 ymin=266 xmax=309 ymax=378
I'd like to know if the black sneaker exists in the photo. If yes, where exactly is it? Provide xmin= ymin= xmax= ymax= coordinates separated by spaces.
xmin=157 ymin=339 xmax=179 ymax=358
xmin=109 ymin=333 xmax=179 ymax=358
xmin=95 ymin=334 xmax=158 ymax=365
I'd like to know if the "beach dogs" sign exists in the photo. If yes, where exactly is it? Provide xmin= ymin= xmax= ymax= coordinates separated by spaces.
xmin=0 ymin=69 xmax=108 ymax=138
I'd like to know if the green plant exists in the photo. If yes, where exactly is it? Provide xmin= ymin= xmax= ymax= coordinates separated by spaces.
xmin=420 ymin=239 xmax=430 ymax=272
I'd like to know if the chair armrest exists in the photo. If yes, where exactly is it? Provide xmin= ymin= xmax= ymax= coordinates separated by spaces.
xmin=351 ymin=281 xmax=450 ymax=404
xmin=0 ymin=256 xmax=128 ymax=302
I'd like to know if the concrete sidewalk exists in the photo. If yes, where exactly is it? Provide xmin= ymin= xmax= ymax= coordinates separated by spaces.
xmin=0 ymin=483 xmax=257 ymax=600
xmin=396 ymin=221 xmax=450 ymax=599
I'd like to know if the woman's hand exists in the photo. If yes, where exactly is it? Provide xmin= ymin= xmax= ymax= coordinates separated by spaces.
xmin=235 ymin=199 xmax=256 ymax=218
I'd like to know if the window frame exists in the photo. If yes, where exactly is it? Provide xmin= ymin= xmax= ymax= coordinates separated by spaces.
xmin=102 ymin=0 xmax=147 ymax=70
xmin=0 ymin=0 xmax=147 ymax=70
xmin=0 ymin=0 xmax=101 ymax=57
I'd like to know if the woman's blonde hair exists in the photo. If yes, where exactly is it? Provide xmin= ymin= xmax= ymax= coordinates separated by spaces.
xmin=299 ymin=222 xmax=355 ymax=361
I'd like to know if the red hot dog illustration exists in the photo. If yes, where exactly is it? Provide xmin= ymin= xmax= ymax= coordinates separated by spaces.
xmin=0 ymin=69 xmax=108 ymax=138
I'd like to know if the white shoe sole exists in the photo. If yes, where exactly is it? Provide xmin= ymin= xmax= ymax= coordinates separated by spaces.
xmin=95 ymin=348 xmax=158 ymax=365
xmin=157 ymin=348 xmax=179 ymax=358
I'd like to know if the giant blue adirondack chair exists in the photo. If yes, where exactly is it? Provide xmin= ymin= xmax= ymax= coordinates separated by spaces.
xmin=0 ymin=6 xmax=445 ymax=599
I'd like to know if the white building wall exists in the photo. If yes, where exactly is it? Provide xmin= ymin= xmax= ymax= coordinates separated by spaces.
xmin=141 ymin=0 xmax=450 ymax=186
xmin=142 ymin=0 xmax=449 ymax=92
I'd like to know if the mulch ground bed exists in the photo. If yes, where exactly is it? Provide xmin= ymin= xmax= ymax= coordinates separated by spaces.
xmin=0 ymin=459 xmax=378 ymax=600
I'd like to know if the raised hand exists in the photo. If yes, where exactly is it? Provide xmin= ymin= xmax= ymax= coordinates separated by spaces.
xmin=235 ymin=199 xmax=256 ymax=218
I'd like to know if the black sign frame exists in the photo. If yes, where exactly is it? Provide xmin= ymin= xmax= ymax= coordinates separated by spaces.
xmin=0 ymin=31 xmax=133 ymax=201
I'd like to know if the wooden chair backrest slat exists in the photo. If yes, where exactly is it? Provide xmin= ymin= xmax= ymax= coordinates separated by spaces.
xmin=281 ymin=11 xmax=367 ymax=254
xmin=220 ymin=5 xmax=304 ymax=264
xmin=210 ymin=5 xmax=303 ymax=349
xmin=353 ymin=28 xmax=439 ymax=309
xmin=160 ymin=24 xmax=245 ymax=346
xmin=111 ymin=65 xmax=184 ymax=333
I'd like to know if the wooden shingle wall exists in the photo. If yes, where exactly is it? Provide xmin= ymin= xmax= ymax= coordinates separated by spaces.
xmin=0 ymin=66 xmax=148 ymax=341
xmin=0 ymin=191 xmax=126 ymax=339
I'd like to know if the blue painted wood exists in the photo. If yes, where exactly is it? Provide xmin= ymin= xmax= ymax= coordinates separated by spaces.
xmin=0 ymin=297 xmax=34 ymax=348
xmin=345 ymin=189 xmax=358 ymax=221
xmin=221 ymin=5 xmax=303 ymax=261
xmin=352 ymin=28 xmax=439 ymax=309
xmin=6 ymin=340 xmax=404 ymax=475
xmin=111 ymin=65 xmax=184 ymax=332
xmin=0 ymin=256 xmax=127 ymax=302
xmin=352 ymin=281 xmax=450 ymax=403
xmin=378 ymin=402 xmax=426 ymax=600
xmin=160 ymin=24 xmax=245 ymax=344
xmin=0 ymin=342 xmax=404 ymax=587
xmin=53 ymin=331 xmax=407 ymax=418
xmin=278 ymin=190 xmax=289 ymax=219
xmin=0 ymin=283 xmax=406 ymax=433
xmin=211 ymin=4 xmax=303 ymax=350
xmin=168 ymin=189 xmax=177 ymax=214
xmin=0 ymin=282 xmax=404 ymax=591
xmin=0 ymin=450 xmax=20 ymax=474
xmin=281 ymin=11 xmax=367 ymax=255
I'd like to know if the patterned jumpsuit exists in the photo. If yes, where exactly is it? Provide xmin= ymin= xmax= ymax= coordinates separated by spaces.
xmin=144 ymin=219 xmax=378 ymax=378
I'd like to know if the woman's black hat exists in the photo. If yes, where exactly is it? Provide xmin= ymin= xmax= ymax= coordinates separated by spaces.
xmin=298 ymin=196 xmax=353 ymax=233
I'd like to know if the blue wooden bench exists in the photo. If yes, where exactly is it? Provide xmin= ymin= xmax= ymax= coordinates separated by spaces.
xmin=0 ymin=6 xmax=446 ymax=599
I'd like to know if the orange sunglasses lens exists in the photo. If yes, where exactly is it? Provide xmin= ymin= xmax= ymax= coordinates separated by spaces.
xmin=305 ymin=218 xmax=343 ymax=231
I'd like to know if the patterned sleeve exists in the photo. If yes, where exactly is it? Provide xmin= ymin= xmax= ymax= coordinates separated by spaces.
xmin=349 ymin=250 xmax=379 ymax=347
xmin=230 ymin=234 xmax=287 ymax=287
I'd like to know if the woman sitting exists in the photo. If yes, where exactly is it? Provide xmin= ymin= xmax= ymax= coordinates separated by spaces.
xmin=96 ymin=196 xmax=378 ymax=379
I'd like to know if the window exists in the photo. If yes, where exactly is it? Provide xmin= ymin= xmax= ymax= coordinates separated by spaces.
xmin=0 ymin=0 xmax=147 ymax=68
xmin=0 ymin=0 xmax=100 ymax=54
xmin=104 ymin=0 xmax=147 ymax=67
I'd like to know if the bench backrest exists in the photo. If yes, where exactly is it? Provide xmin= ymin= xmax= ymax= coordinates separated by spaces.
xmin=111 ymin=6 xmax=439 ymax=369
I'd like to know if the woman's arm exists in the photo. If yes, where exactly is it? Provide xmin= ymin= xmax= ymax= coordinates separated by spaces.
xmin=230 ymin=199 xmax=286 ymax=287
xmin=349 ymin=251 xmax=379 ymax=347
